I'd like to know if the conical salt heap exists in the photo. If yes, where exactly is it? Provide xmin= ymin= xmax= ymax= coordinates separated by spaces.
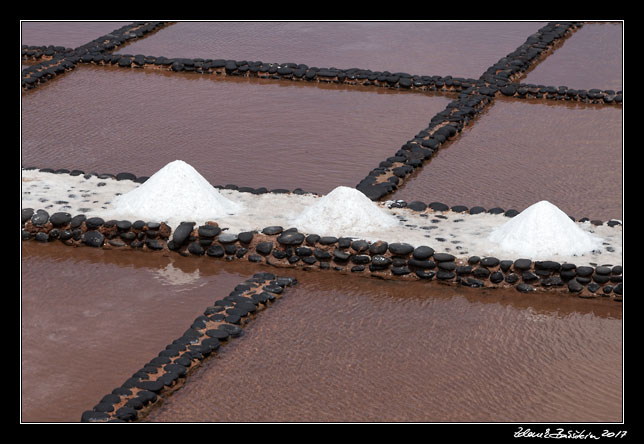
xmin=488 ymin=200 xmax=603 ymax=259
xmin=291 ymin=186 xmax=399 ymax=237
xmin=112 ymin=160 xmax=242 ymax=227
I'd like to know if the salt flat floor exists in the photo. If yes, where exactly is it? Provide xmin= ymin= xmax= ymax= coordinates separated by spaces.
xmin=21 ymin=169 xmax=622 ymax=267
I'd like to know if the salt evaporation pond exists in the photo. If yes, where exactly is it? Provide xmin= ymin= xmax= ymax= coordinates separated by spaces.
xmin=21 ymin=162 xmax=622 ymax=267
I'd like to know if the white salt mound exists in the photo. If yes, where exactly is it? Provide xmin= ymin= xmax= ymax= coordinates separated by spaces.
xmin=487 ymin=200 xmax=603 ymax=259
xmin=111 ymin=160 xmax=242 ymax=226
xmin=291 ymin=186 xmax=399 ymax=236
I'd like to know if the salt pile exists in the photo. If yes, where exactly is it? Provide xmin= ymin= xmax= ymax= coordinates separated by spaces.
xmin=290 ymin=186 xmax=399 ymax=237
xmin=487 ymin=200 xmax=603 ymax=259
xmin=110 ymin=160 xmax=242 ymax=226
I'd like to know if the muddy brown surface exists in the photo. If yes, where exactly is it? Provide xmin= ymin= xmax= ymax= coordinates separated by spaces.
xmin=21 ymin=65 xmax=454 ymax=195
xmin=114 ymin=21 xmax=547 ymax=79
xmin=391 ymin=97 xmax=623 ymax=222
xmin=521 ymin=23 xmax=622 ymax=91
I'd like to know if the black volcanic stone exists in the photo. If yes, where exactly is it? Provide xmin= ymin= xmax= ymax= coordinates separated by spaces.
xmin=206 ymin=244 xmax=225 ymax=257
xmin=437 ymin=261 xmax=456 ymax=271
xmin=277 ymin=231 xmax=305 ymax=246
xmin=391 ymin=266 xmax=411 ymax=276
xmin=351 ymin=240 xmax=369 ymax=252
xmin=238 ymin=231 xmax=254 ymax=244
xmin=333 ymin=250 xmax=351 ymax=261
xmin=412 ymin=246 xmax=434 ymax=260
xmin=472 ymin=267 xmax=491 ymax=278
xmin=576 ymin=266 xmax=594 ymax=277
xmin=306 ymin=234 xmax=320 ymax=245
xmin=173 ymin=222 xmax=195 ymax=246
xmin=415 ymin=270 xmax=435 ymax=279
xmin=490 ymin=271 xmax=504 ymax=284
xmin=82 ymin=230 xmax=104 ymax=247
xmin=516 ymin=283 xmax=535 ymax=293
xmin=480 ymin=257 xmax=499 ymax=268
xmin=433 ymin=253 xmax=455 ymax=262
xmin=408 ymin=258 xmax=435 ymax=269
xmin=314 ymin=249 xmax=332 ymax=260
xmin=262 ymin=226 xmax=283 ymax=235
xmin=505 ymin=273 xmax=519 ymax=284
xmin=469 ymin=206 xmax=486 ymax=215
xmin=351 ymin=255 xmax=371 ymax=265
xmin=436 ymin=270 xmax=455 ymax=280
xmin=370 ymin=255 xmax=392 ymax=269
xmin=319 ymin=236 xmax=338 ymax=245
xmin=85 ymin=217 xmax=105 ymax=229
xmin=22 ymin=208 xmax=34 ymax=224
xmin=567 ymin=280 xmax=584 ymax=293
xmin=534 ymin=261 xmax=561 ymax=271
xmin=389 ymin=243 xmax=414 ymax=255
xmin=595 ymin=266 xmax=612 ymax=275
xmin=513 ymin=259 xmax=532 ymax=270
xmin=407 ymin=201 xmax=427 ymax=212
xmin=369 ymin=241 xmax=388 ymax=255
xmin=31 ymin=210 xmax=49 ymax=226
xmin=49 ymin=212 xmax=71 ymax=227
xmin=188 ymin=242 xmax=204 ymax=255
xmin=218 ymin=233 xmax=238 ymax=243
xmin=256 ymin=242 xmax=273 ymax=255
xmin=428 ymin=202 xmax=449 ymax=212
xmin=295 ymin=247 xmax=312 ymax=257
xmin=146 ymin=239 xmax=164 ymax=250
xmin=198 ymin=225 xmax=221 ymax=238
xmin=81 ymin=410 xmax=111 ymax=422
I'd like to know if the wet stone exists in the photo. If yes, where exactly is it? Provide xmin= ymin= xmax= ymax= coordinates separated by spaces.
xmin=82 ymin=230 xmax=104 ymax=247
xmin=206 ymin=245 xmax=225 ymax=257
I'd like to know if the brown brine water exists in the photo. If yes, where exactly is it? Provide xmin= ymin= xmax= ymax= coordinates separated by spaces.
xmin=114 ymin=21 xmax=548 ymax=79
xmin=20 ymin=242 xmax=255 ymax=422
xmin=391 ymin=98 xmax=622 ymax=221
xmin=21 ymin=243 xmax=622 ymax=423
xmin=21 ymin=21 xmax=134 ymax=48
xmin=520 ymin=23 xmax=622 ymax=92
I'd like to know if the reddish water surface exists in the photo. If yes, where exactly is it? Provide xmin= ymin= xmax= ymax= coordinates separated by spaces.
xmin=521 ymin=22 xmax=622 ymax=92
xmin=21 ymin=21 xmax=133 ymax=48
xmin=392 ymin=98 xmax=623 ymax=221
xmin=21 ymin=65 xmax=453 ymax=194
xmin=21 ymin=242 xmax=622 ymax=423
xmin=21 ymin=241 xmax=255 ymax=422
xmin=144 ymin=268 xmax=622 ymax=423
xmin=114 ymin=21 xmax=547 ymax=79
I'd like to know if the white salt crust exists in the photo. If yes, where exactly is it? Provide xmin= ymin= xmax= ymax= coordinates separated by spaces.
xmin=21 ymin=167 xmax=623 ymax=267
